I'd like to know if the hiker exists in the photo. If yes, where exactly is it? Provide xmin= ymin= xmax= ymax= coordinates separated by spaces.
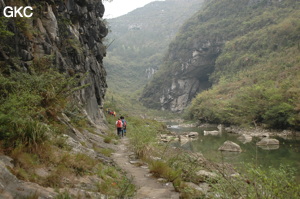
xmin=120 ymin=116 xmax=127 ymax=136
xmin=116 ymin=118 xmax=123 ymax=137
xmin=113 ymin=111 xmax=116 ymax=117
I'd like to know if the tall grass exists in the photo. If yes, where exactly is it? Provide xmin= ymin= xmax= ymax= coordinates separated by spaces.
xmin=0 ymin=64 xmax=86 ymax=149
xmin=210 ymin=164 xmax=300 ymax=199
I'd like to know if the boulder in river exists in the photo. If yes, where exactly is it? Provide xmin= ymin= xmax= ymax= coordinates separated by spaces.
xmin=218 ymin=141 xmax=242 ymax=152
xmin=179 ymin=135 xmax=190 ymax=145
xmin=256 ymin=138 xmax=279 ymax=146
xmin=188 ymin=132 xmax=199 ymax=138
xmin=217 ymin=124 xmax=225 ymax=133
xmin=237 ymin=134 xmax=252 ymax=144
xmin=204 ymin=130 xmax=220 ymax=136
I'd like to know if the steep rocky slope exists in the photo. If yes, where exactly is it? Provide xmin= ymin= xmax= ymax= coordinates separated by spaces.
xmin=0 ymin=0 xmax=122 ymax=198
xmin=1 ymin=0 xmax=108 ymax=123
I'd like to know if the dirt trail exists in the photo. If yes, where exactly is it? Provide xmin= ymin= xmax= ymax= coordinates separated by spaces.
xmin=112 ymin=137 xmax=179 ymax=199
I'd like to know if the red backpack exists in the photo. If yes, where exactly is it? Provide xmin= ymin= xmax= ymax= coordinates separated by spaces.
xmin=116 ymin=120 xmax=123 ymax=128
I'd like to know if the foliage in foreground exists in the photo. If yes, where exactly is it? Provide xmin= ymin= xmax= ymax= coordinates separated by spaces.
xmin=0 ymin=64 xmax=84 ymax=148
xmin=210 ymin=164 xmax=300 ymax=199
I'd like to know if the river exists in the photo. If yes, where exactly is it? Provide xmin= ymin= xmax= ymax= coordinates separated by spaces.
xmin=168 ymin=124 xmax=300 ymax=179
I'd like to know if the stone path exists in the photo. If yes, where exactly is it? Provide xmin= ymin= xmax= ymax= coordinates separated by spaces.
xmin=112 ymin=138 xmax=179 ymax=199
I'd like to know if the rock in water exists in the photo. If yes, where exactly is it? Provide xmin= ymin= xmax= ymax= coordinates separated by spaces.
xmin=204 ymin=130 xmax=220 ymax=136
xmin=188 ymin=132 xmax=199 ymax=138
xmin=218 ymin=141 xmax=242 ymax=152
xmin=237 ymin=134 xmax=252 ymax=144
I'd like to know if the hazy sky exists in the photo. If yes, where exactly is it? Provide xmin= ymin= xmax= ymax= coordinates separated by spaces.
xmin=103 ymin=0 xmax=163 ymax=18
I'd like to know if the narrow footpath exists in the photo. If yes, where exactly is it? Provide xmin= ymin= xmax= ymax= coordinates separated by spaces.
xmin=112 ymin=137 xmax=179 ymax=199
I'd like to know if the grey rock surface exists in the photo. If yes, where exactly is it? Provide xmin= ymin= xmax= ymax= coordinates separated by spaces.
xmin=218 ymin=141 xmax=242 ymax=152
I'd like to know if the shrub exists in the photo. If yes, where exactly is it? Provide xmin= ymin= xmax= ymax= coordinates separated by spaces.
xmin=104 ymin=136 xmax=112 ymax=143
xmin=149 ymin=160 xmax=181 ymax=182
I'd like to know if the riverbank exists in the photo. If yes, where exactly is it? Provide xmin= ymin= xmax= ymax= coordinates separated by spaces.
xmin=168 ymin=119 xmax=300 ymax=138
xmin=223 ymin=125 xmax=300 ymax=138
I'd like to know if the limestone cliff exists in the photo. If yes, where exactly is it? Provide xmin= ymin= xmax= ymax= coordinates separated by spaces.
xmin=141 ymin=38 xmax=222 ymax=112
xmin=0 ymin=0 xmax=108 ymax=123
xmin=0 ymin=1 xmax=120 ymax=198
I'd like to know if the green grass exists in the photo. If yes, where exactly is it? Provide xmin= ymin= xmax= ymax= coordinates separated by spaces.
xmin=210 ymin=164 xmax=300 ymax=199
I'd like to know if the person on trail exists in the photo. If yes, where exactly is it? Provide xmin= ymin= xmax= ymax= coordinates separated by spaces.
xmin=120 ymin=116 xmax=127 ymax=136
xmin=116 ymin=118 xmax=123 ymax=137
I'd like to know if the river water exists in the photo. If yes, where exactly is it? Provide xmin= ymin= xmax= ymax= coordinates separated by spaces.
xmin=168 ymin=125 xmax=300 ymax=178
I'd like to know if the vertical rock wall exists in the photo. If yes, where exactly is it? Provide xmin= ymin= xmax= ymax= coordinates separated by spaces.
xmin=0 ymin=0 xmax=108 ymax=123
xmin=141 ymin=38 xmax=221 ymax=112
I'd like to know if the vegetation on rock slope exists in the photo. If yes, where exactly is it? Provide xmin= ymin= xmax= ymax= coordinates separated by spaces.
xmin=0 ymin=1 xmax=134 ymax=198
xmin=141 ymin=0 xmax=300 ymax=129
xmin=0 ymin=58 xmax=135 ymax=198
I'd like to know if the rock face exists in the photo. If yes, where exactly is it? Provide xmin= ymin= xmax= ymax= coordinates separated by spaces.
xmin=196 ymin=170 xmax=218 ymax=180
xmin=140 ymin=39 xmax=220 ymax=111
xmin=0 ymin=0 xmax=108 ymax=123
xmin=159 ymin=78 xmax=211 ymax=112
xmin=0 ymin=159 xmax=56 ymax=198
xmin=218 ymin=141 xmax=242 ymax=152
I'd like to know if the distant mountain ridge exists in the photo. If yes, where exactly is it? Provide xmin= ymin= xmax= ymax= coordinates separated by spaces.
xmin=104 ymin=0 xmax=204 ymax=94
xmin=140 ymin=0 xmax=300 ymax=129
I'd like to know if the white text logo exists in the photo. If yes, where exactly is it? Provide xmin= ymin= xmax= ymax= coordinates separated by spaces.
xmin=3 ymin=6 xmax=33 ymax=18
